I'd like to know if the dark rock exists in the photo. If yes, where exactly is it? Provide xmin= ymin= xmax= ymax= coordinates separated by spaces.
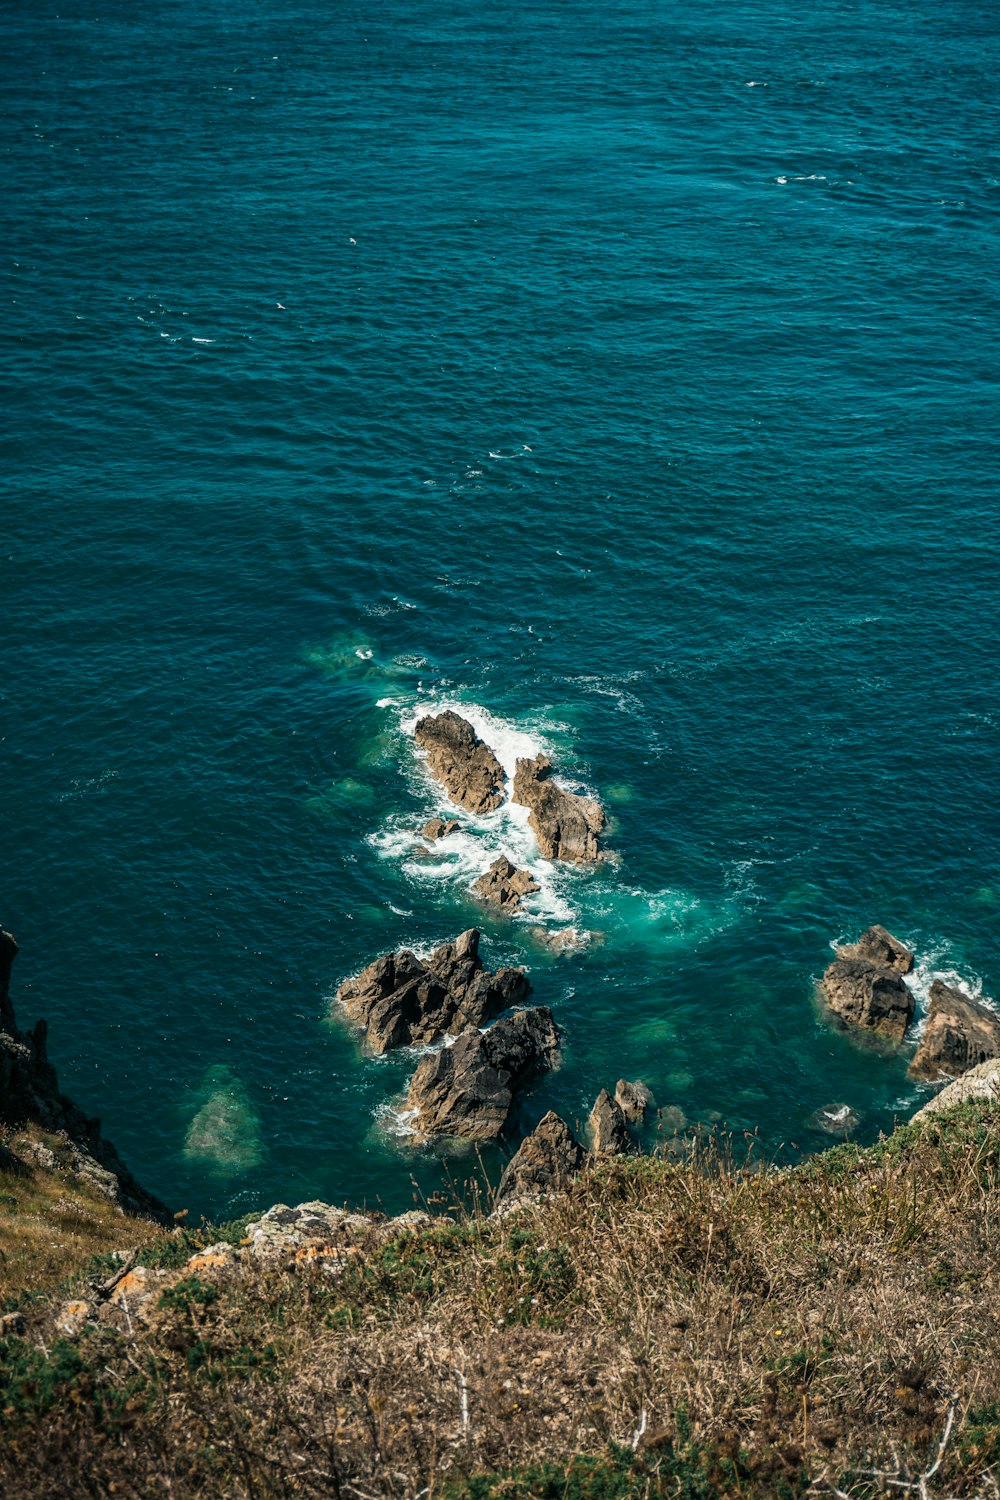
xmin=588 ymin=1088 xmax=632 ymax=1155
xmin=615 ymin=1078 xmax=653 ymax=1123
xmin=403 ymin=1007 xmax=560 ymax=1141
xmin=0 ymin=925 xmax=169 ymax=1222
xmin=493 ymin=1111 xmax=586 ymax=1212
xmin=512 ymin=754 xmax=604 ymax=863
xmin=835 ymin=925 xmax=914 ymax=975
xmin=819 ymin=957 xmax=914 ymax=1041
xmin=909 ymin=981 xmax=1000 ymax=1080
xmin=413 ymin=712 xmax=506 ymax=815
xmin=473 ymin=855 xmax=540 ymax=912
xmin=421 ymin=817 xmax=459 ymax=840
xmin=338 ymin=928 xmax=530 ymax=1054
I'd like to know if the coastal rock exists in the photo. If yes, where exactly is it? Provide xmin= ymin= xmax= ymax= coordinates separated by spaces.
xmin=413 ymin=712 xmax=505 ymax=815
xmin=588 ymin=1089 xmax=632 ymax=1155
xmin=244 ymin=1202 xmax=442 ymax=1265
xmin=338 ymin=929 xmax=530 ymax=1054
xmin=473 ymin=855 xmax=540 ymax=912
xmin=809 ymin=1102 xmax=861 ymax=1135
xmin=910 ymin=1059 xmax=1000 ymax=1122
xmin=835 ymin=925 xmax=914 ymax=975
xmin=615 ymin=1078 xmax=653 ymax=1123
xmin=909 ymin=981 xmax=1000 ymax=1080
xmin=403 ymin=1007 xmax=560 ymax=1142
xmin=512 ymin=754 xmax=605 ymax=863
xmin=421 ymin=817 xmax=459 ymax=840
xmin=529 ymin=926 xmax=602 ymax=955
xmin=819 ymin=957 xmax=914 ymax=1041
xmin=0 ymin=926 xmax=169 ymax=1221
xmin=493 ymin=1111 xmax=586 ymax=1213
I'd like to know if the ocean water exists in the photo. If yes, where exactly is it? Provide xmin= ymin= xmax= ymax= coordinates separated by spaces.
xmin=3 ymin=0 xmax=998 ymax=1219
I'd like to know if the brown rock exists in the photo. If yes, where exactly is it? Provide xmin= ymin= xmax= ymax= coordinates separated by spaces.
xmin=338 ymin=929 xmax=530 ymax=1054
xmin=512 ymin=754 xmax=605 ymax=863
xmin=421 ymin=817 xmax=459 ymax=840
xmin=413 ymin=712 xmax=505 ymax=814
xmin=404 ymin=1007 xmax=560 ymax=1142
xmin=494 ymin=1111 xmax=586 ymax=1212
xmin=0 ymin=1311 xmax=25 ymax=1338
xmin=820 ymin=958 xmax=914 ymax=1041
xmin=589 ymin=1088 xmax=632 ymax=1155
xmin=529 ymin=926 xmax=603 ymax=954
xmin=55 ymin=1300 xmax=92 ymax=1338
xmin=909 ymin=981 xmax=1000 ymax=1080
xmin=473 ymin=855 xmax=540 ymax=912
xmin=836 ymin=925 xmax=914 ymax=975
xmin=615 ymin=1078 xmax=653 ymax=1123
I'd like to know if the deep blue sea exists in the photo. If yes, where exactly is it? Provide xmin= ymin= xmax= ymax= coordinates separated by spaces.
xmin=4 ymin=0 xmax=999 ymax=1220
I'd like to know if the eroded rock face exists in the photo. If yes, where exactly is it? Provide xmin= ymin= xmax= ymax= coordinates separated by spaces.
xmin=512 ymin=754 xmax=604 ymax=863
xmin=493 ymin=1111 xmax=586 ymax=1213
xmin=820 ymin=957 xmax=914 ymax=1042
xmin=836 ymin=925 xmax=914 ymax=975
xmin=909 ymin=981 xmax=1000 ymax=1080
xmin=421 ymin=817 xmax=459 ymax=840
xmin=338 ymin=929 xmax=530 ymax=1054
xmin=588 ymin=1089 xmax=632 ymax=1155
xmin=615 ymin=1079 xmax=653 ymax=1123
xmin=404 ymin=1007 xmax=560 ymax=1142
xmin=473 ymin=855 xmax=540 ymax=912
xmin=911 ymin=1059 xmax=1000 ymax=1122
xmin=414 ymin=712 xmax=506 ymax=815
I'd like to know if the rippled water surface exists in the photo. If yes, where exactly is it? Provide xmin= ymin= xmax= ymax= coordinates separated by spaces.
xmin=4 ymin=0 xmax=999 ymax=1217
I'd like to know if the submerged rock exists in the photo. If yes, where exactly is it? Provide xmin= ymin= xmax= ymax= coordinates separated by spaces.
xmin=493 ymin=1111 xmax=586 ymax=1213
xmin=413 ymin=711 xmax=506 ymax=815
xmin=473 ymin=855 xmax=540 ymax=912
xmin=819 ymin=957 xmax=914 ymax=1042
xmin=911 ymin=1058 xmax=1000 ymax=1122
xmin=835 ymin=925 xmax=914 ymax=975
xmin=588 ymin=1089 xmax=633 ymax=1155
xmin=809 ymin=1102 xmax=861 ymax=1135
xmin=421 ymin=817 xmax=459 ymax=840
xmin=909 ymin=980 xmax=1000 ymax=1080
xmin=615 ymin=1079 xmax=653 ymax=1123
xmin=338 ymin=928 xmax=530 ymax=1054
xmin=183 ymin=1065 xmax=264 ymax=1175
xmin=512 ymin=754 xmax=605 ymax=863
xmin=403 ymin=1007 xmax=560 ymax=1142
xmin=529 ymin=926 xmax=603 ymax=955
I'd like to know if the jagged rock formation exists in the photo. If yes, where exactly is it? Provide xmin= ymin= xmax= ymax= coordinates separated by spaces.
xmin=0 ymin=927 xmax=169 ymax=1221
xmin=493 ymin=1111 xmax=586 ymax=1212
xmin=911 ymin=1058 xmax=1000 ymax=1121
xmin=588 ymin=1088 xmax=633 ymax=1154
xmin=473 ymin=855 xmax=540 ymax=912
xmin=615 ymin=1078 xmax=653 ymax=1123
xmin=338 ymin=929 xmax=530 ymax=1054
xmin=244 ymin=1201 xmax=438 ymax=1261
xmin=413 ymin=711 xmax=506 ymax=814
xmin=819 ymin=927 xmax=915 ymax=1042
xmin=403 ymin=1007 xmax=560 ymax=1141
xmin=421 ymin=817 xmax=459 ymax=840
xmin=835 ymin=925 xmax=914 ymax=974
xmin=909 ymin=980 xmax=1000 ymax=1080
xmin=512 ymin=754 xmax=605 ymax=862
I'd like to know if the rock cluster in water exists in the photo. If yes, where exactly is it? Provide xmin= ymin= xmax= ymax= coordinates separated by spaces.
xmin=473 ymin=855 xmax=540 ymax=912
xmin=818 ymin=923 xmax=1000 ymax=1086
xmin=338 ymin=928 xmax=529 ymax=1055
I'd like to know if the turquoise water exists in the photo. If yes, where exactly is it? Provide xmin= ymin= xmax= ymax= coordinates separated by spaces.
xmin=4 ymin=0 xmax=998 ymax=1219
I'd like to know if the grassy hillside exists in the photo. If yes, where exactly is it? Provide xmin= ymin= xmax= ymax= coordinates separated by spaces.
xmin=1 ymin=1103 xmax=999 ymax=1498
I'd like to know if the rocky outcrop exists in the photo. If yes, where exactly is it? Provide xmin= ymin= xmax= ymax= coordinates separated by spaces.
xmin=473 ymin=855 xmax=540 ymax=912
xmin=809 ymin=1103 xmax=861 ymax=1135
xmin=909 ymin=981 xmax=1000 ymax=1080
xmin=403 ymin=1007 xmax=560 ymax=1142
xmin=414 ymin=712 xmax=506 ymax=815
xmin=338 ymin=929 xmax=530 ymax=1054
xmin=819 ymin=956 xmax=914 ymax=1041
xmin=911 ymin=1058 xmax=1000 ymax=1122
xmin=615 ymin=1079 xmax=653 ymax=1123
xmin=493 ymin=1111 xmax=586 ymax=1213
xmin=0 ymin=926 xmax=169 ymax=1221
xmin=588 ymin=1089 xmax=633 ymax=1155
xmin=529 ymin=926 xmax=602 ymax=954
xmin=421 ymin=817 xmax=459 ymax=840
xmin=512 ymin=754 xmax=604 ymax=863
xmin=835 ymin=926 xmax=914 ymax=975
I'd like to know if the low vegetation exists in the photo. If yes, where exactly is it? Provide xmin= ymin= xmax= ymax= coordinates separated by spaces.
xmin=1 ymin=1105 xmax=1000 ymax=1497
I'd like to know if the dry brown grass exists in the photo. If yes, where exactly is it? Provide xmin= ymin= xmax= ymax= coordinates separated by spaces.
xmin=2 ymin=1104 xmax=1000 ymax=1498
